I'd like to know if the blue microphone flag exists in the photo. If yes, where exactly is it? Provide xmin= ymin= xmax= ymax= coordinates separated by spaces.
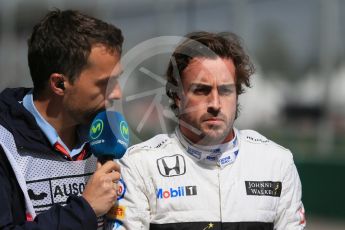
xmin=89 ymin=111 xmax=129 ymax=159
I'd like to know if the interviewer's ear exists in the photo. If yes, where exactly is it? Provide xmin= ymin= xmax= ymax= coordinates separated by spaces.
xmin=50 ymin=73 xmax=66 ymax=95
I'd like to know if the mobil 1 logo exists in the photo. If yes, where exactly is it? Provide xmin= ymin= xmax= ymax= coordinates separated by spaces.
xmin=157 ymin=185 xmax=197 ymax=199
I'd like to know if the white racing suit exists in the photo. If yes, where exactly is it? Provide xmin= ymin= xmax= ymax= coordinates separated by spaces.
xmin=112 ymin=128 xmax=306 ymax=230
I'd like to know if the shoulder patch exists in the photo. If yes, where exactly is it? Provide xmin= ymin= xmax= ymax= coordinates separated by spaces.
xmin=240 ymin=130 xmax=269 ymax=144
xmin=127 ymin=134 xmax=171 ymax=153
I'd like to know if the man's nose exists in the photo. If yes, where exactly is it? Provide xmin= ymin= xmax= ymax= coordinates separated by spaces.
xmin=107 ymin=83 xmax=122 ymax=101
xmin=207 ymin=90 xmax=221 ymax=114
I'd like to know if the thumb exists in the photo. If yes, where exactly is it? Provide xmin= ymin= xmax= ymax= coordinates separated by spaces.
xmin=96 ymin=162 xmax=102 ymax=170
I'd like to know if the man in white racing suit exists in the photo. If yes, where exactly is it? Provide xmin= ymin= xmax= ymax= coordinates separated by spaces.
xmin=114 ymin=31 xmax=306 ymax=230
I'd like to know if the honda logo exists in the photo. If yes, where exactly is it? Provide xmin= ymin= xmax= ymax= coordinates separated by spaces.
xmin=157 ymin=154 xmax=186 ymax=177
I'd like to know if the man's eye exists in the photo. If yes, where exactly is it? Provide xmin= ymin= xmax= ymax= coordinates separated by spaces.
xmin=192 ymin=86 xmax=211 ymax=95
xmin=218 ymin=86 xmax=234 ymax=95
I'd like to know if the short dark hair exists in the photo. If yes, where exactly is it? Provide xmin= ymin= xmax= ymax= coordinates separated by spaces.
xmin=28 ymin=9 xmax=123 ymax=94
xmin=166 ymin=31 xmax=255 ymax=117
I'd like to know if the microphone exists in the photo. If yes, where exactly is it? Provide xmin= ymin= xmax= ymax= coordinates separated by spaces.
xmin=89 ymin=111 xmax=129 ymax=163
xmin=88 ymin=111 xmax=129 ymax=222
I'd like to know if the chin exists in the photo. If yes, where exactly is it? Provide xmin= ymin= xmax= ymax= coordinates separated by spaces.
xmin=201 ymin=128 xmax=230 ymax=142
xmin=203 ymin=125 xmax=226 ymax=135
xmin=79 ymin=118 xmax=91 ymax=125
xmin=86 ymin=109 xmax=104 ymax=122
xmin=197 ymin=132 xmax=225 ymax=145
xmin=81 ymin=114 xmax=96 ymax=125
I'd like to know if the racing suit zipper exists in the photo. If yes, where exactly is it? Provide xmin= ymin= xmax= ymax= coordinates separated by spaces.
xmin=218 ymin=165 xmax=222 ymax=230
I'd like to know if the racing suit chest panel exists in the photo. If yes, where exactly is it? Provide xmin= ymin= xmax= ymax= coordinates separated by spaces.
xmin=122 ymin=132 xmax=291 ymax=228
xmin=140 ymin=145 xmax=222 ymax=223
xmin=145 ymin=137 xmax=282 ymax=224
xmin=219 ymin=142 xmax=281 ymax=223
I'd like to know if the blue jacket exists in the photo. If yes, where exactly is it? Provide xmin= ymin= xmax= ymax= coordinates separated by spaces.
xmin=0 ymin=88 xmax=98 ymax=230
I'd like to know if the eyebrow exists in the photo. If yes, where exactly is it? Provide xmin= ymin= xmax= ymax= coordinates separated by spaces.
xmin=189 ymin=83 xmax=210 ymax=88
xmin=102 ymin=70 xmax=124 ymax=82
xmin=95 ymin=71 xmax=122 ymax=87
xmin=189 ymin=83 xmax=235 ymax=88
xmin=218 ymin=84 xmax=236 ymax=89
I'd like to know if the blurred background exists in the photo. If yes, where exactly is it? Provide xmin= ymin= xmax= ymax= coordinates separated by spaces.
xmin=1 ymin=0 xmax=344 ymax=229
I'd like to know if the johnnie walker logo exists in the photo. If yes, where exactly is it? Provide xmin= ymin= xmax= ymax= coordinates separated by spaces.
xmin=245 ymin=181 xmax=282 ymax=197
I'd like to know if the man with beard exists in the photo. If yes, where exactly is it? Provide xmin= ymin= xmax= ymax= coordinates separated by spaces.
xmin=0 ymin=9 xmax=123 ymax=229
xmin=116 ymin=32 xmax=306 ymax=230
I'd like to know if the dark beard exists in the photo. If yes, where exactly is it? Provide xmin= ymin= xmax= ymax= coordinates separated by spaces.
xmin=194 ymin=127 xmax=233 ymax=146
xmin=81 ymin=108 xmax=105 ymax=125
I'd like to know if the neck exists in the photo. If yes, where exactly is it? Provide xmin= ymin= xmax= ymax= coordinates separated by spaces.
xmin=33 ymin=94 xmax=77 ymax=150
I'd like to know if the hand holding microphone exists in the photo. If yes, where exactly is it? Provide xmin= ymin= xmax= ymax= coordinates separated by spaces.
xmin=83 ymin=160 xmax=120 ymax=217
xmin=82 ymin=111 xmax=129 ymax=217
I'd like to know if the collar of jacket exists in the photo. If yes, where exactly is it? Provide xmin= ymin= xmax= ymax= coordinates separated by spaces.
xmin=0 ymin=87 xmax=56 ymax=154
